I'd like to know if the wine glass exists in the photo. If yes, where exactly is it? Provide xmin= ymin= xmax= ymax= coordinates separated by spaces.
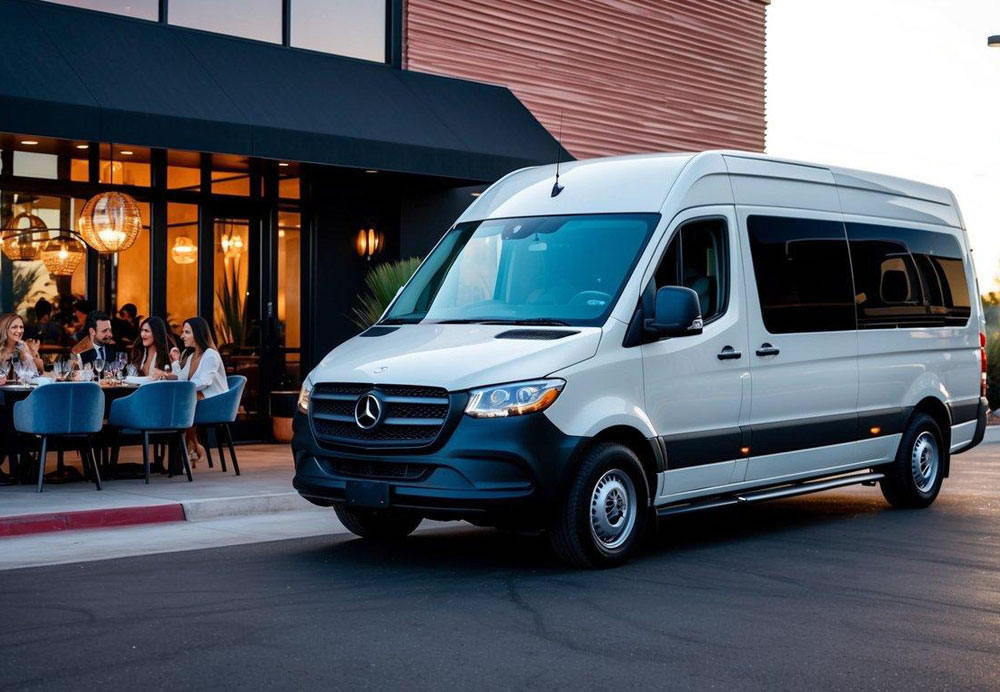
xmin=94 ymin=355 xmax=105 ymax=383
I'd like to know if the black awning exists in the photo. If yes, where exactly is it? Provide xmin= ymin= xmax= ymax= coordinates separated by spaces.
xmin=0 ymin=0 xmax=568 ymax=182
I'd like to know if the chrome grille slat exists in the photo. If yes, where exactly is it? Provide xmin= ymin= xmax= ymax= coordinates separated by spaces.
xmin=309 ymin=382 xmax=451 ymax=448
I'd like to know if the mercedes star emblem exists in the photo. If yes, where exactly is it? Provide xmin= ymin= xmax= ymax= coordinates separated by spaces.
xmin=354 ymin=392 xmax=382 ymax=430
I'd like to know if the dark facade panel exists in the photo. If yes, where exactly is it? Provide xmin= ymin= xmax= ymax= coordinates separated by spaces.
xmin=0 ymin=0 xmax=564 ymax=182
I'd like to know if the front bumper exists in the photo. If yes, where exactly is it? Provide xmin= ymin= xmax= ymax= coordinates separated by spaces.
xmin=291 ymin=410 xmax=585 ymax=524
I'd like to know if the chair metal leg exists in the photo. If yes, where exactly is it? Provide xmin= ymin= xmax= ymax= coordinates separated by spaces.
xmin=36 ymin=437 xmax=47 ymax=493
xmin=84 ymin=438 xmax=102 ymax=491
xmin=223 ymin=424 xmax=239 ymax=476
xmin=199 ymin=427 xmax=214 ymax=469
xmin=215 ymin=426 xmax=228 ymax=473
xmin=177 ymin=432 xmax=193 ymax=482
xmin=142 ymin=432 xmax=151 ymax=485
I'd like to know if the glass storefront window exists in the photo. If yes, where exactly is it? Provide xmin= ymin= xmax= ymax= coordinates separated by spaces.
xmin=100 ymin=144 xmax=150 ymax=186
xmin=170 ymin=0 xmax=281 ymax=44
xmin=278 ymin=175 xmax=300 ymax=200
xmin=166 ymin=203 xmax=199 ymax=336
xmin=212 ymin=156 xmax=251 ymax=196
xmin=277 ymin=211 xmax=301 ymax=385
xmin=13 ymin=151 xmax=58 ymax=179
xmin=291 ymin=0 xmax=387 ymax=62
xmin=167 ymin=149 xmax=201 ymax=192
xmin=41 ymin=0 xmax=159 ymax=21
xmin=214 ymin=217 xmax=258 ymax=414
xmin=109 ymin=202 xmax=151 ymax=320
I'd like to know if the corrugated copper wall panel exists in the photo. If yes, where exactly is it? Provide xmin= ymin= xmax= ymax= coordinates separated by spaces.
xmin=406 ymin=0 xmax=767 ymax=159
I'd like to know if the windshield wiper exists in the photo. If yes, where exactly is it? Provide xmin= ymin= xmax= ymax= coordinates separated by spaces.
xmin=479 ymin=318 xmax=572 ymax=326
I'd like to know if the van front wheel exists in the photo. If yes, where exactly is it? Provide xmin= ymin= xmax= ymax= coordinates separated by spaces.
xmin=549 ymin=442 xmax=649 ymax=568
xmin=333 ymin=504 xmax=422 ymax=539
xmin=880 ymin=413 xmax=945 ymax=509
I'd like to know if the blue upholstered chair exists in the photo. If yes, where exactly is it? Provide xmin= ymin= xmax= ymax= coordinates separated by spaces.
xmin=109 ymin=381 xmax=197 ymax=484
xmin=13 ymin=383 xmax=105 ymax=493
xmin=195 ymin=375 xmax=246 ymax=475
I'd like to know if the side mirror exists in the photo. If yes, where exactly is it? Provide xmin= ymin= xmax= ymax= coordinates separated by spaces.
xmin=644 ymin=286 xmax=703 ymax=338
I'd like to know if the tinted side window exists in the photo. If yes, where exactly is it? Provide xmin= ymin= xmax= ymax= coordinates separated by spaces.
xmin=847 ymin=223 xmax=971 ymax=328
xmin=747 ymin=216 xmax=855 ymax=334
xmin=649 ymin=218 xmax=728 ymax=322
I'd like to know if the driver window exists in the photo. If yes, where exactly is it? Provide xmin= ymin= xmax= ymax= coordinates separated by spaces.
xmin=650 ymin=218 xmax=728 ymax=321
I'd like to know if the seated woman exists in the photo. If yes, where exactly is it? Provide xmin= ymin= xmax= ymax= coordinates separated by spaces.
xmin=158 ymin=317 xmax=228 ymax=466
xmin=0 ymin=312 xmax=44 ymax=379
xmin=131 ymin=316 xmax=172 ymax=378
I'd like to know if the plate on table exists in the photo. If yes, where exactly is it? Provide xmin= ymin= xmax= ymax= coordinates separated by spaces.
xmin=1 ymin=385 xmax=32 ymax=391
xmin=31 ymin=377 xmax=54 ymax=386
xmin=125 ymin=376 xmax=151 ymax=385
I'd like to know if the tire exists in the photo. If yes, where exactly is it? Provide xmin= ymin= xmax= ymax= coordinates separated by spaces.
xmin=549 ymin=442 xmax=650 ymax=569
xmin=880 ymin=412 xmax=946 ymax=509
xmin=333 ymin=504 xmax=423 ymax=539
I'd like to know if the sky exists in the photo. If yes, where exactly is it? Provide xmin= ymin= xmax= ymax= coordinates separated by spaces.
xmin=765 ymin=0 xmax=1000 ymax=292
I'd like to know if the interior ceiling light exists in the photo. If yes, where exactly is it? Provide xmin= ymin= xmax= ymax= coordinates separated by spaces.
xmin=76 ymin=144 xmax=89 ymax=149
xmin=20 ymin=140 xmax=38 ymax=145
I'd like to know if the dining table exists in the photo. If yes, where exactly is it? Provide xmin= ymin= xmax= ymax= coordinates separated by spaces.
xmin=0 ymin=381 xmax=143 ymax=485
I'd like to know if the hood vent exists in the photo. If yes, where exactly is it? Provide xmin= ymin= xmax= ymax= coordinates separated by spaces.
xmin=360 ymin=326 xmax=400 ymax=337
xmin=495 ymin=329 xmax=579 ymax=340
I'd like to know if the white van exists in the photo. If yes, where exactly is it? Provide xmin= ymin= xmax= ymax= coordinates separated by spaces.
xmin=292 ymin=151 xmax=988 ymax=568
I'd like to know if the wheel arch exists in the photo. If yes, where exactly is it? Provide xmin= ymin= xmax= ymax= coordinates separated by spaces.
xmin=910 ymin=396 xmax=952 ymax=477
xmin=584 ymin=425 xmax=662 ymax=504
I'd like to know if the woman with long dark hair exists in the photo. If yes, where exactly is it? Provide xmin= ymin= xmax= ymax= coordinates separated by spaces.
xmin=133 ymin=316 xmax=172 ymax=378
xmin=166 ymin=316 xmax=229 ymax=464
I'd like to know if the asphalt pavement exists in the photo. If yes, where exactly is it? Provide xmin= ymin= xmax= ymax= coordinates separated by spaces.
xmin=2 ymin=435 xmax=1000 ymax=690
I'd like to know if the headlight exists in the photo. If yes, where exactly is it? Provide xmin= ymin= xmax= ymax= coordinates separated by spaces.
xmin=465 ymin=379 xmax=564 ymax=418
xmin=297 ymin=381 xmax=312 ymax=413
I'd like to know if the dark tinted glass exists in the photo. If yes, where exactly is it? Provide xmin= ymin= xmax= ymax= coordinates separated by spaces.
xmin=747 ymin=216 xmax=855 ymax=333
xmin=650 ymin=218 xmax=728 ymax=321
xmin=847 ymin=223 xmax=970 ymax=328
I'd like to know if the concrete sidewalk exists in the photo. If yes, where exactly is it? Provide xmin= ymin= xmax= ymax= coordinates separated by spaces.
xmin=0 ymin=443 xmax=320 ymax=537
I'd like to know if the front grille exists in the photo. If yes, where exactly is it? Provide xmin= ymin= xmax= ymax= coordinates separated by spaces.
xmin=309 ymin=382 xmax=451 ymax=449
xmin=329 ymin=460 xmax=428 ymax=480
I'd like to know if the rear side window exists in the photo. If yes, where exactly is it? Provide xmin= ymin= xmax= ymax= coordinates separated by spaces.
xmin=746 ymin=215 xmax=855 ymax=333
xmin=847 ymin=223 xmax=971 ymax=328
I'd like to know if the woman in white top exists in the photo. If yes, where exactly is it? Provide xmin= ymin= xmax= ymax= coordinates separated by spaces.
xmin=157 ymin=316 xmax=229 ymax=465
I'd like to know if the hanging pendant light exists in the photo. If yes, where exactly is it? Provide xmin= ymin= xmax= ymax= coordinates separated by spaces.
xmin=1 ymin=195 xmax=47 ymax=261
xmin=171 ymin=235 xmax=198 ymax=264
xmin=78 ymin=144 xmax=143 ymax=253
xmin=40 ymin=234 xmax=86 ymax=276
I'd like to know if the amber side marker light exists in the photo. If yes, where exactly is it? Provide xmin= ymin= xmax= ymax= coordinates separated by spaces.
xmin=740 ymin=446 xmax=751 ymax=455
xmin=870 ymin=426 xmax=881 ymax=436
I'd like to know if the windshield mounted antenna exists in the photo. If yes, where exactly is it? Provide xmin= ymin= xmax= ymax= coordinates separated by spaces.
xmin=551 ymin=111 xmax=565 ymax=197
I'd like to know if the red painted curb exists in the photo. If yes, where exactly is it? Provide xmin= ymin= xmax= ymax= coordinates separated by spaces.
xmin=0 ymin=504 xmax=186 ymax=538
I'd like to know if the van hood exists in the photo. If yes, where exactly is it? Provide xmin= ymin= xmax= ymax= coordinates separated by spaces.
xmin=308 ymin=324 xmax=603 ymax=391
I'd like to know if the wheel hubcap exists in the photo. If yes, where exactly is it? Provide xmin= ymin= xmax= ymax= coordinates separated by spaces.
xmin=589 ymin=469 xmax=637 ymax=551
xmin=911 ymin=431 xmax=939 ymax=493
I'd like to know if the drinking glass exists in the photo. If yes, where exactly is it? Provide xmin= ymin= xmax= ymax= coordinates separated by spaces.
xmin=94 ymin=356 xmax=105 ymax=383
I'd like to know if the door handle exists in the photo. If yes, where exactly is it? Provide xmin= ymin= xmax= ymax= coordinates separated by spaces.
xmin=717 ymin=346 xmax=742 ymax=361
xmin=755 ymin=343 xmax=780 ymax=357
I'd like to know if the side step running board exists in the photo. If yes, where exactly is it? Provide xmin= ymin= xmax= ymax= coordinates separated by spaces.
xmin=656 ymin=471 xmax=886 ymax=518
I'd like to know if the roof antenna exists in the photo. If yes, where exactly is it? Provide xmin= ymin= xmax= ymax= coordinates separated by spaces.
xmin=551 ymin=111 xmax=565 ymax=197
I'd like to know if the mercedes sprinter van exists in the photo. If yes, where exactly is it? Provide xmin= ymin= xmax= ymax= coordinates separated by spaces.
xmin=292 ymin=151 xmax=988 ymax=568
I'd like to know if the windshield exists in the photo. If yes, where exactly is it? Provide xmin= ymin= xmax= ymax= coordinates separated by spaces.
xmin=383 ymin=213 xmax=659 ymax=327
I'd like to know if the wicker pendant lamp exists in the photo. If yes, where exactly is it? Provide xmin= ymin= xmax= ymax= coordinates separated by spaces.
xmin=170 ymin=235 xmax=198 ymax=264
xmin=40 ymin=235 xmax=86 ymax=276
xmin=78 ymin=145 xmax=142 ymax=253
xmin=1 ymin=195 xmax=47 ymax=261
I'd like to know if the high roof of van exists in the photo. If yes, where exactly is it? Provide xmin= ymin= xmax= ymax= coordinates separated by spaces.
xmin=458 ymin=150 xmax=963 ymax=230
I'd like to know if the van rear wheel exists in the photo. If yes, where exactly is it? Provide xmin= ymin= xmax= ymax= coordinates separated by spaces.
xmin=333 ymin=504 xmax=422 ymax=539
xmin=549 ymin=442 xmax=649 ymax=568
xmin=880 ymin=412 xmax=945 ymax=509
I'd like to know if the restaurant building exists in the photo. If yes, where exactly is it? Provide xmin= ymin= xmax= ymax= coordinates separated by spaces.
xmin=0 ymin=0 xmax=767 ymax=439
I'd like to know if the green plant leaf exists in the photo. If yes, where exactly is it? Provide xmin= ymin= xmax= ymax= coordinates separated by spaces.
xmin=351 ymin=257 xmax=422 ymax=329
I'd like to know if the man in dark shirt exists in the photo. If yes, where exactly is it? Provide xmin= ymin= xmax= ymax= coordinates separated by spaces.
xmin=74 ymin=311 xmax=124 ymax=369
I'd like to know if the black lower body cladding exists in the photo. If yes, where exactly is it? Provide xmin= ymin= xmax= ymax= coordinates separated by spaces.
xmin=291 ymin=410 xmax=586 ymax=525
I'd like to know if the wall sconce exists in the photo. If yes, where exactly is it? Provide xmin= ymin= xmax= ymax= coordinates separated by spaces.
xmin=356 ymin=226 xmax=384 ymax=260
xmin=170 ymin=236 xmax=198 ymax=265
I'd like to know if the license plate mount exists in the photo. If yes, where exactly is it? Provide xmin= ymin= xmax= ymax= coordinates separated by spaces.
xmin=345 ymin=479 xmax=390 ymax=509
